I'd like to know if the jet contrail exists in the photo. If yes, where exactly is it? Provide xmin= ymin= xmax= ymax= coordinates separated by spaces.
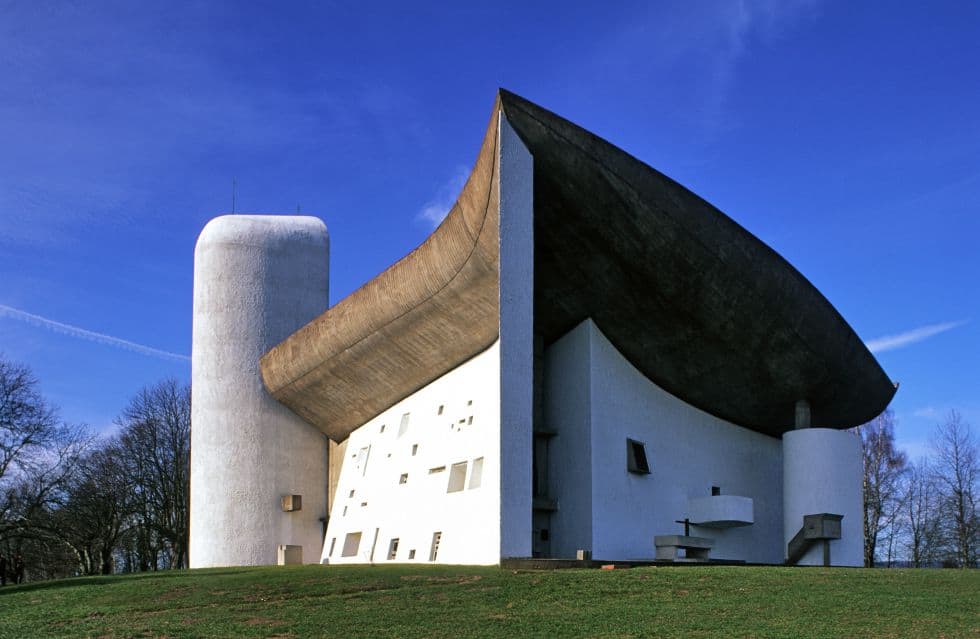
xmin=0 ymin=303 xmax=190 ymax=363
xmin=865 ymin=320 xmax=967 ymax=354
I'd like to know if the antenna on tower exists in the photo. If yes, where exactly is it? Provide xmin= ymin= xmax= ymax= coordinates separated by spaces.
xmin=232 ymin=178 xmax=238 ymax=214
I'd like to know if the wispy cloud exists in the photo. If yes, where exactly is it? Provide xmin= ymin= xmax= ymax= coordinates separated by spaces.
xmin=912 ymin=406 xmax=941 ymax=420
xmin=416 ymin=166 xmax=469 ymax=228
xmin=866 ymin=320 xmax=968 ymax=354
xmin=0 ymin=304 xmax=189 ymax=363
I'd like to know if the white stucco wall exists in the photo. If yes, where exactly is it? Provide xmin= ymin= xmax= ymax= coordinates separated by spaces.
xmin=783 ymin=428 xmax=863 ymax=566
xmin=544 ymin=319 xmax=787 ymax=563
xmin=497 ymin=113 xmax=535 ymax=560
xmin=323 ymin=343 xmax=501 ymax=565
xmin=190 ymin=215 xmax=330 ymax=568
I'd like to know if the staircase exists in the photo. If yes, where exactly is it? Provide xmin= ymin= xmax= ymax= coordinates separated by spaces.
xmin=786 ymin=513 xmax=843 ymax=566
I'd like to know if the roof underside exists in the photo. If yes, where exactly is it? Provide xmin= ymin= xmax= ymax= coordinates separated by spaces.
xmin=261 ymin=90 xmax=895 ymax=441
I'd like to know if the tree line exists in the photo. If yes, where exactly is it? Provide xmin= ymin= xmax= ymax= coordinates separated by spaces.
xmin=858 ymin=409 xmax=978 ymax=568
xmin=0 ymin=357 xmax=189 ymax=582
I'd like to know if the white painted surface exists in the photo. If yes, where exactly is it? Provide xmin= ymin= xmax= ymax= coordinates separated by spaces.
xmin=783 ymin=428 xmax=863 ymax=566
xmin=688 ymin=496 xmax=754 ymax=528
xmin=497 ymin=113 xmax=535 ymax=560
xmin=322 ymin=343 xmax=501 ymax=565
xmin=190 ymin=215 xmax=329 ymax=568
xmin=544 ymin=320 xmax=786 ymax=563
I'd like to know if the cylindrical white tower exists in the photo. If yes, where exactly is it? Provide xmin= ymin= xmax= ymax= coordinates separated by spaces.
xmin=782 ymin=428 xmax=863 ymax=566
xmin=190 ymin=215 xmax=329 ymax=568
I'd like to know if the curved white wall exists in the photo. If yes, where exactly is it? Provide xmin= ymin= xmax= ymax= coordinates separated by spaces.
xmin=782 ymin=428 xmax=863 ymax=566
xmin=190 ymin=215 xmax=329 ymax=568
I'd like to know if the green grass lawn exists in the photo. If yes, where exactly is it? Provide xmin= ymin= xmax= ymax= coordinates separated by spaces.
xmin=0 ymin=564 xmax=976 ymax=638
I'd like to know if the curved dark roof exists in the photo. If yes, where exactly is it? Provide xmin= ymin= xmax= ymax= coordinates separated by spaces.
xmin=261 ymin=90 xmax=895 ymax=441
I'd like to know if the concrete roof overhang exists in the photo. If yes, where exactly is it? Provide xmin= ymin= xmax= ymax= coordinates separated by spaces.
xmin=260 ymin=90 xmax=896 ymax=441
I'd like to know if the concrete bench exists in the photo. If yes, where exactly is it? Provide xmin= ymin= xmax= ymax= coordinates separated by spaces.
xmin=654 ymin=535 xmax=714 ymax=562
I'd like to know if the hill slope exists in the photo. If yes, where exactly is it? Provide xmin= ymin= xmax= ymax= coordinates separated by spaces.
xmin=0 ymin=565 xmax=976 ymax=638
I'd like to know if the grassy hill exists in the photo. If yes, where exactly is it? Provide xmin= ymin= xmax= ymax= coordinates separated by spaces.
xmin=0 ymin=564 xmax=976 ymax=638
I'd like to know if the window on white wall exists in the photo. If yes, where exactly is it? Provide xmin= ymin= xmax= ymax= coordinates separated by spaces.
xmin=387 ymin=538 xmax=399 ymax=560
xmin=355 ymin=446 xmax=371 ymax=476
xmin=429 ymin=532 xmax=442 ymax=561
xmin=341 ymin=532 xmax=362 ymax=557
xmin=399 ymin=473 xmax=408 ymax=484
xmin=328 ymin=537 xmax=336 ymax=557
xmin=447 ymin=462 xmax=468 ymax=493
xmin=626 ymin=438 xmax=650 ymax=475
xmin=398 ymin=413 xmax=411 ymax=437
xmin=469 ymin=457 xmax=484 ymax=489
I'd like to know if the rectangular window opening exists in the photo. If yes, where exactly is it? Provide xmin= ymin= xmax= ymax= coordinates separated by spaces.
xmin=380 ymin=423 xmax=386 ymax=433
xmin=328 ymin=537 xmax=337 ymax=557
xmin=626 ymin=438 xmax=650 ymax=474
xmin=398 ymin=412 xmax=411 ymax=437
xmin=408 ymin=549 xmax=416 ymax=560
xmin=428 ymin=465 xmax=446 ymax=474
xmin=356 ymin=445 xmax=371 ymax=476
xmin=469 ymin=457 xmax=484 ymax=490
xmin=341 ymin=532 xmax=362 ymax=557
xmin=411 ymin=444 xmax=419 ymax=456
xmin=429 ymin=532 xmax=442 ymax=561
xmin=467 ymin=415 xmax=473 ymax=425
xmin=399 ymin=473 xmax=408 ymax=484
xmin=437 ymin=405 xmax=444 ymax=415
xmin=712 ymin=485 xmax=721 ymax=496
xmin=387 ymin=538 xmax=399 ymax=561
xmin=447 ymin=462 xmax=468 ymax=493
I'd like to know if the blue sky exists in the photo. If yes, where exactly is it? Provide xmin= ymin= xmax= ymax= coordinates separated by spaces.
xmin=1 ymin=1 xmax=977 ymax=458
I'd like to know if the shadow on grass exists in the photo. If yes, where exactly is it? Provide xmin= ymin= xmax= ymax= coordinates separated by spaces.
xmin=0 ymin=569 xmax=248 ymax=596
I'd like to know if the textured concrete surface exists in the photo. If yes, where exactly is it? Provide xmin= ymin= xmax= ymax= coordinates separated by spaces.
xmin=261 ymin=90 xmax=895 ymax=441
xmin=189 ymin=215 xmax=329 ymax=568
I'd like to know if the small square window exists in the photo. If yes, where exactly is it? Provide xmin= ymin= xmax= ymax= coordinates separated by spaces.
xmin=399 ymin=473 xmax=408 ymax=484
xmin=626 ymin=438 xmax=650 ymax=475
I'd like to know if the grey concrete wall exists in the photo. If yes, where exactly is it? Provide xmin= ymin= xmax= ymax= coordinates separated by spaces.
xmin=498 ymin=113 xmax=535 ymax=560
xmin=542 ymin=322 xmax=594 ymax=558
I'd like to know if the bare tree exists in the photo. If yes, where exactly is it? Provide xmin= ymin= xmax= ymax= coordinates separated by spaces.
xmin=856 ymin=409 xmax=908 ymax=567
xmin=931 ymin=411 xmax=978 ymax=567
xmin=903 ymin=458 xmax=942 ymax=567
xmin=0 ymin=357 xmax=89 ymax=581
xmin=116 ymin=379 xmax=191 ymax=570
xmin=50 ymin=442 xmax=134 ymax=575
